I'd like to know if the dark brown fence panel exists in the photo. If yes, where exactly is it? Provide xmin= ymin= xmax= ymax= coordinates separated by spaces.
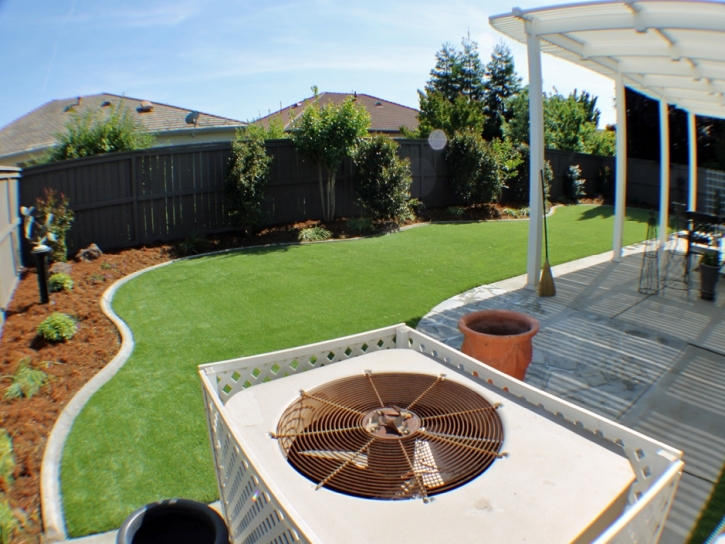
xmin=397 ymin=139 xmax=455 ymax=208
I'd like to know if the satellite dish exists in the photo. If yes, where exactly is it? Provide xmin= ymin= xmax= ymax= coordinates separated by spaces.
xmin=186 ymin=111 xmax=200 ymax=125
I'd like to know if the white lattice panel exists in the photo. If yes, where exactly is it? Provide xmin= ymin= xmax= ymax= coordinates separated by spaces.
xmin=704 ymin=169 xmax=725 ymax=215
xmin=202 ymin=384 xmax=308 ymax=544
xmin=201 ymin=325 xmax=683 ymax=544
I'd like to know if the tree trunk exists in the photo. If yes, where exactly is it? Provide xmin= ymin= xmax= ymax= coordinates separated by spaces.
xmin=317 ymin=165 xmax=328 ymax=222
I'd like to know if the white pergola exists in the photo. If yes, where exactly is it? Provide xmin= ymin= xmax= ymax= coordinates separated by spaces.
xmin=490 ymin=0 xmax=725 ymax=290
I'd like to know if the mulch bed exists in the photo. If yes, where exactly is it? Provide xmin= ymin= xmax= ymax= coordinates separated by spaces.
xmin=0 ymin=205 xmax=522 ymax=542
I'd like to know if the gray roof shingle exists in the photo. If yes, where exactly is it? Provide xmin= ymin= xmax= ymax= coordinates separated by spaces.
xmin=0 ymin=93 xmax=246 ymax=158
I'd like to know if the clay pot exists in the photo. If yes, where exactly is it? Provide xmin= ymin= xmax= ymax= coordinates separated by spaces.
xmin=458 ymin=310 xmax=540 ymax=381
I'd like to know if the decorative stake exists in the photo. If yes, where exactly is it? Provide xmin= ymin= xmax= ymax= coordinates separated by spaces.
xmin=638 ymin=211 xmax=659 ymax=295
xmin=21 ymin=206 xmax=56 ymax=304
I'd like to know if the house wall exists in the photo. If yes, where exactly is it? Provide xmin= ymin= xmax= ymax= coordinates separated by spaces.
xmin=0 ymin=166 xmax=21 ymax=338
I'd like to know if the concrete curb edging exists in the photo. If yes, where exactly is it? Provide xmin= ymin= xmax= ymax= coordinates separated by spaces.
xmin=40 ymin=260 xmax=175 ymax=542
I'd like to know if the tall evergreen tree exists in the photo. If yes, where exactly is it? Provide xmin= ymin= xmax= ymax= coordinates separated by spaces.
xmin=482 ymin=43 xmax=522 ymax=140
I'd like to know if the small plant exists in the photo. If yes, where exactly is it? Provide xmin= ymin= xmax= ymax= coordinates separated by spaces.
xmin=36 ymin=312 xmax=77 ymax=342
xmin=100 ymin=261 xmax=115 ymax=270
xmin=3 ymin=360 xmax=49 ymax=400
xmin=346 ymin=217 xmax=373 ymax=235
xmin=502 ymin=208 xmax=519 ymax=218
xmin=446 ymin=206 xmax=466 ymax=218
xmin=177 ymin=228 xmax=211 ymax=256
xmin=298 ymin=226 xmax=331 ymax=242
xmin=34 ymin=189 xmax=75 ymax=262
xmin=563 ymin=164 xmax=587 ymax=202
xmin=0 ymin=430 xmax=14 ymax=490
xmin=48 ymin=272 xmax=73 ymax=292
xmin=86 ymin=272 xmax=107 ymax=285
xmin=0 ymin=499 xmax=20 ymax=544
xmin=701 ymin=251 xmax=721 ymax=267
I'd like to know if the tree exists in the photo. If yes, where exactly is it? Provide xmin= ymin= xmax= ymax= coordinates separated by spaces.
xmin=415 ymin=35 xmax=487 ymax=138
xmin=483 ymin=43 xmax=522 ymax=141
xmin=502 ymin=87 xmax=615 ymax=156
xmin=353 ymin=135 xmax=413 ymax=222
xmin=45 ymin=101 xmax=155 ymax=162
xmin=225 ymin=132 xmax=272 ymax=236
xmin=290 ymin=89 xmax=370 ymax=221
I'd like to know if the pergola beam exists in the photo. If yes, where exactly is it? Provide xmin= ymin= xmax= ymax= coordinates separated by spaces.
xmin=688 ymin=112 xmax=698 ymax=212
xmin=659 ymin=100 xmax=671 ymax=259
xmin=613 ymin=73 xmax=628 ymax=262
xmin=526 ymin=28 xmax=544 ymax=290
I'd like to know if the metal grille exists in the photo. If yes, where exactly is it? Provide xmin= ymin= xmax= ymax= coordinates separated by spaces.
xmin=273 ymin=372 xmax=504 ymax=502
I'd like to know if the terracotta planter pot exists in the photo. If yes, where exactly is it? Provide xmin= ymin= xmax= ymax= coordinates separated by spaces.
xmin=458 ymin=310 xmax=540 ymax=381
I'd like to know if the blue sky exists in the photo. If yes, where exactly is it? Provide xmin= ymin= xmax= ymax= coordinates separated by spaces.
xmin=0 ymin=0 xmax=616 ymax=130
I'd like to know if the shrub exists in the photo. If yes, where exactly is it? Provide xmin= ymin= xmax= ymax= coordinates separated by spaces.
xmin=445 ymin=131 xmax=502 ymax=205
xmin=48 ymin=272 xmax=73 ymax=292
xmin=503 ymin=143 xmax=552 ymax=204
xmin=563 ymin=164 xmax=587 ymax=202
xmin=177 ymin=228 xmax=211 ymax=256
xmin=0 ymin=430 xmax=13 ymax=490
xmin=346 ymin=217 xmax=373 ymax=235
xmin=0 ymin=499 xmax=19 ymax=544
xmin=3 ymin=360 xmax=49 ymax=400
xmin=446 ymin=206 xmax=466 ymax=218
xmin=225 ymin=135 xmax=271 ymax=236
xmin=36 ymin=313 xmax=77 ymax=342
xmin=353 ymin=135 xmax=413 ymax=222
xmin=35 ymin=189 xmax=74 ymax=262
xmin=596 ymin=165 xmax=613 ymax=198
xmin=45 ymin=100 xmax=155 ymax=162
xmin=298 ymin=226 xmax=331 ymax=242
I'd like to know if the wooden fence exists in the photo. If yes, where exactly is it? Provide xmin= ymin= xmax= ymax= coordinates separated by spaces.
xmin=0 ymin=166 xmax=21 ymax=336
xmin=18 ymin=140 xmax=720 ymax=259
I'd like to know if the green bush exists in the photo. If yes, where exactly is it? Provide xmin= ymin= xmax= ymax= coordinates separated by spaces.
xmin=3 ymin=360 xmax=49 ymax=400
xmin=503 ymin=143 xmax=552 ymax=204
xmin=353 ymin=135 xmax=413 ymax=222
xmin=346 ymin=217 xmax=373 ymax=235
xmin=36 ymin=313 xmax=77 ymax=342
xmin=701 ymin=251 xmax=721 ymax=267
xmin=48 ymin=272 xmax=74 ymax=292
xmin=446 ymin=206 xmax=466 ymax=218
xmin=0 ymin=430 xmax=14 ymax=490
xmin=35 ymin=189 xmax=74 ymax=262
xmin=0 ymin=499 xmax=19 ymax=544
xmin=177 ymin=229 xmax=211 ymax=256
xmin=225 ymin=135 xmax=271 ymax=236
xmin=298 ymin=226 xmax=331 ymax=242
xmin=445 ymin=131 xmax=503 ymax=205
xmin=45 ymin=101 xmax=155 ymax=163
xmin=563 ymin=164 xmax=587 ymax=202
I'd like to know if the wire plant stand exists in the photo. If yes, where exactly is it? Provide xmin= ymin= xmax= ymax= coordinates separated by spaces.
xmin=639 ymin=211 xmax=660 ymax=295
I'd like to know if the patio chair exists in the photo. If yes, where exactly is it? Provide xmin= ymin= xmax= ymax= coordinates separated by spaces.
xmin=686 ymin=210 xmax=725 ymax=276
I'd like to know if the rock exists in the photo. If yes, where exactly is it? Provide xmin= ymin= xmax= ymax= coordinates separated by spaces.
xmin=49 ymin=262 xmax=73 ymax=275
xmin=75 ymin=243 xmax=103 ymax=262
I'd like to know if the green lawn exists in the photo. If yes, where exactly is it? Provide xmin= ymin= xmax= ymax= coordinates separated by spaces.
xmin=61 ymin=205 xmax=650 ymax=536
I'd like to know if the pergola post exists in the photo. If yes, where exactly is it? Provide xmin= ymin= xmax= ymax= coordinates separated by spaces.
xmin=688 ymin=112 xmax=698 ymax=212
xmin=613 ymin=73 xmax=627 ymax=262
xmin=659 ymin=100 xmax=671 ymax=258
xmin=526 ymin=27 xmax=544 ymax=290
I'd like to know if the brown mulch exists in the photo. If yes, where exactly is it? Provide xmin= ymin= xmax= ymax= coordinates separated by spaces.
xmin=0 ymin=205 xmax=523 ymax=543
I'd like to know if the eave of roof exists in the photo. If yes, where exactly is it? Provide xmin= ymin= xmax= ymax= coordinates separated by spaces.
xmin=490 ymin=0 xmax=725 ymax=119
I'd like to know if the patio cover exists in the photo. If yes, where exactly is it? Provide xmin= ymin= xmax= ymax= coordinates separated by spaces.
xmin=489 ymin=1 xmax=725 ymax=288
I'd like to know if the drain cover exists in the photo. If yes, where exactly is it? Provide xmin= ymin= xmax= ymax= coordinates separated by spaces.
xmin=273 ymin=372 xmax=504 ymax=502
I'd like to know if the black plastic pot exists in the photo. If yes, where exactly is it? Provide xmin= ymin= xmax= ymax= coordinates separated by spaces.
xmin=116 ymin=499 xmax=229 ymax=544
xmin=700 ymin=264 xmax=721 ymax=301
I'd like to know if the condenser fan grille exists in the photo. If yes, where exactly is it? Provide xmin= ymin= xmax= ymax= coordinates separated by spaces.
xmin=273 ymin=372 xmax=504 ymax=502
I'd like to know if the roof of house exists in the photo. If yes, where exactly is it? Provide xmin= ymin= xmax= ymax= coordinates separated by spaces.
xmin=0 ymin=93 xmax=246 ymax=158
xmin=256 ymin=92 xmax=419 ymax=134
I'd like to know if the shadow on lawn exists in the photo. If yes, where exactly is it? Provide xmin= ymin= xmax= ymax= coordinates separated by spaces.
xmin=577 ymin=205 xmax=650 ymax=225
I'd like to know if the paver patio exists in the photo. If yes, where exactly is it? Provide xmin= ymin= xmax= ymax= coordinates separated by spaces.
xmin=417 ymin=244 xmax=725 ymax=544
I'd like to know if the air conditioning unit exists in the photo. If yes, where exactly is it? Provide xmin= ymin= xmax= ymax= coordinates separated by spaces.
xmin=200 ymin=325 xmax=683 ymax=544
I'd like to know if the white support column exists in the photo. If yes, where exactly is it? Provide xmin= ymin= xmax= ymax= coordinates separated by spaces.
xmin=613 ymin=74 xmax=627 ymax=262
xmin=659 ymin=100 xmax=671 ymax=257
xmin=688 ymin=111 xmax=697 ymax=212
xmin=526 ymin=28 xmax=544 ymax=290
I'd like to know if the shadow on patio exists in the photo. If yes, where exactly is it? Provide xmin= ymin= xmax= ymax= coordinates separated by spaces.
xmin=418 ymin=245 xmax=725 ymax=544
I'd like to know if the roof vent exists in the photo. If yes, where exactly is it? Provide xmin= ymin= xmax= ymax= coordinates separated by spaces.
xmin=375 ymin=102 xmax=383 ymax=107
xmin=101 ymin=101 xmax=112 ymax=107
xmin=186 ymin=111 xmax=200 ymax=125
xmin=139 ymin=101 xmax=154 ymax=112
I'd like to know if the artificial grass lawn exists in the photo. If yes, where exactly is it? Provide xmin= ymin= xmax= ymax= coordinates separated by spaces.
xmin=61 ymin=205 xmax=650 ymax=536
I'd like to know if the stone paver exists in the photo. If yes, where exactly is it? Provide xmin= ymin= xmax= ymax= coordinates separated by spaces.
xmin=417 ymin=246 xmax=725 ymax=543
